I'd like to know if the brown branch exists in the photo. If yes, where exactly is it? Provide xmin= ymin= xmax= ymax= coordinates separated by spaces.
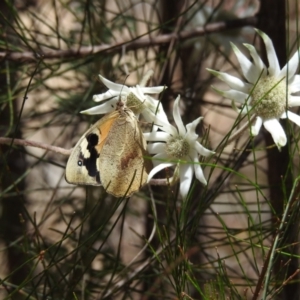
xmin=0 ymin=137 xmax=72 ymax=156
xmin=0 ymin=16 xmax=257 ymax=63
xmin=0 ymin=137 xmax=171 ymax=186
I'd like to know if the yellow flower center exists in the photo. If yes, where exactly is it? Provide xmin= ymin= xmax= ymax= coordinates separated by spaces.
xmin=166 ymin=135 xmax=190 ymax=159
xmin=126 ymin=92 xmax=145 ymax=114
xmin=251 ymin=76 xmax=288 ymax=119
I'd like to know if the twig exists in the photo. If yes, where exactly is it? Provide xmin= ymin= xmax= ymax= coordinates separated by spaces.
xmin=0 ymin=17 xmax=257 ymax=63
xmin=252 ymin=177 xmax=300 ymax=300
xmin=225 ymin=114 xmax=257 ymax=146
xmin=102 ymin=185 xmax=158 ymax=298
xmin=0 ymin=137 xmax=72 ymax=156
xmin=0 ymin=136 xmax=170 ymax=186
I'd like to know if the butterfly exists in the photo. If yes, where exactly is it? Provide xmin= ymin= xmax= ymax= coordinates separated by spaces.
xmin=65 ymin=98 xmax=152 ymax=197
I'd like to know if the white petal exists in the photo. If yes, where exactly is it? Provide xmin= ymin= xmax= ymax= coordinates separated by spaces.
xmin=147 ymin=142 xmax=166 ymax=154
xmin=139 ymin=86 xmax=166 ymax=94
xmin=240 ymin=104 xmax=253 ymax=115
xmin=279 ymin=48 xmax=300 ymax=80
xmin=192 ymin=155 xmax=207 ymax=185
xmin=251 ymin=117 xmax=263 ymax=136
xmin=144 ymin=97 xmax=169 ymax=124
xmin=231 ymin=42 xmax=260 ymax=83
xmin=147 ymin=162 xmax=174 ymax=182
xmin=290 ymin=75 xmax=300 ymax=93
xmin=150 ymin=152 xmax=170 ymax=167
xmin=284 ymin=110 xmax=300 ymax=127
xmin=185 ymin=117 xmax=202 ymax=141
xmin=195 ymin=141 xmax=214 ymax=157
xmin=255 ymin=29 xmax=280 ymax=77
xmin=141 ymin=110 xmax=158 ymax=125
xmin=243 ymin=43 xmax=266 ymax=74
xmin=179 ymin=163 xmax=194 ymax=198
xmin=141 ymin=111 xmax=164 ymax=132
xmin=173 ymin=95 xmax=186 ymax=136
xmin=144 ymin=131 xmax=170 ymax=142
xmin=154 ymin=103 xmax=169 ymax=124
xmin=263 ymin=118 xmax=287 ymax=148
xmin=207 ymin=68 xmax=251 ymax=92
xmin=212 ymin=86 xmax=250 ymax=103
xmin=130 ymin=85 xmax=145 ymax=101
xmin=80 ymin=99 xmax=119 ymax=114
xmin=93 ymin=90 xmax=120 ymax=102
xmin=288 ymin=96 xmax=300 ymax=107
xmin=99 ymin=75 xmax=130 ymax=93
xmin=147 ymin=111 xmax=177 ymax=135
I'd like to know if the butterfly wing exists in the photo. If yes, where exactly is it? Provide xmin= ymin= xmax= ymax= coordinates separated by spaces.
xmin=99 ymin=109 xmax=151 ymax=197
xmin=65 ymin=121 xmax=102 ymax=186
xmin=66 ymin=109 xmax=151 ymax=197
xmin=65 ymin=112 xmax=119 ymax=186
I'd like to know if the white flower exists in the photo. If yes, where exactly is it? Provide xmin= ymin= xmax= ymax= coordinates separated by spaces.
xmin=207 ymin=29 xmax=300 ymax=149
xmin=144 ymin=95 xmax=214 ymax=198
xmin=81 ymin=74 xmax=168 ymax=124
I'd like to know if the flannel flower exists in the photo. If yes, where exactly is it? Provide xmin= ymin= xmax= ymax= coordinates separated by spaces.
xmin=81 ymin=74 xmax=168 ymax=124
xmin=144 ymin=95 xmax=214 ymax=198
xmin=208 ymin=29 xmax=300 ymax=149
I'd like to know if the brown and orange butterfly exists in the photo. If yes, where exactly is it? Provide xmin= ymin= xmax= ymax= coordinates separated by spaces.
xmin=65 ymin=98 xmax=151 ymax=197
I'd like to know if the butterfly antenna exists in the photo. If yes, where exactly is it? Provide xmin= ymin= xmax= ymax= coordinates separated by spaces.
xmin=117 ymin=74 xmax=130 ymax=107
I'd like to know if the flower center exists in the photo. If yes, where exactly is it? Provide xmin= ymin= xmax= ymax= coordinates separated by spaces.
xmin=251 ymin=76 xmax=287 ymax=119
xmin=165 ymin=135 xmax=190 ymax=159
xmin=126 ymin=92 xmax=145 ymax=114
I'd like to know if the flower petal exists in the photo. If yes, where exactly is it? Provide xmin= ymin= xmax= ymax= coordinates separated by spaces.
xmin=239 ymin=104 xmax=253 ymax=115
xmin=147 ymin=142 xmax=166 ymax=154
xmin=284 ymin=110 xmax=300 ymax=127
xmin=144 ymin=96 xmax=169 ymax=123
xmin=99 ymin=75 xmax=130 ymax=93
xmin=207 ymin=68 xmax=251 ymax=92
xmin=147 ymin=111 xmax=177 ymax=135
xmin=251 ymin=117 xmax=263 ymax=136
xmin=139 ymin=86 xmax=166 ymax=94
xmin=195 ymin=141 xmax=214 ymax=156
xmin=179 ymin=163 xmax=194 ymax=198
xmin=212 ymin=86 xmax=250 ymax=103
xmin=130 ymin=85 xmax=146 ymax=101
xmin=263 ymin=118 xmax=287 ymax=148
xmin=185 ymin=117 xmax=202 ymax=141
xmin=290 ymin=75 xmax=300 ymax=93
xmin=231 ymin=42 xmax=259 ymax=83
xmin=150 ymin=152 xmax=170 ymax=167
xmin=173 ymin=95 xmax=186 ymax=136
xmin=81 ymin=99 xmax=119 ymax=114
xmin=243 ymin=43 xmax=267 ymax=75
xmin=193 ymin=156 xmax=207 ymax=185
xmin=144 ymin=131 xmax=170 ymax=142
xmin=255 ymin=29 xmax=280 ymax=77
xmin=93 ymin=90 xmax=120 ymax=102
xmin=279 ymin=48 xmax=300 ymax=80
xmin=288 ymin=96 xmax=300 ymax=107
xmin=147 ymin=162 xmax=174 ymax=182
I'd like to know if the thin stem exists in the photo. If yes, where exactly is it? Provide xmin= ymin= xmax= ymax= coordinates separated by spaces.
xmin=261 ymin=177 xmax=300 ymax=299
xmin=0 ymin=137 xmax=71 ymax=156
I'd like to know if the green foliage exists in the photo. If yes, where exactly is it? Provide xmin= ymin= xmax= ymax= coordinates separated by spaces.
xmin=1 ymin=0 xmax=300 ymax=299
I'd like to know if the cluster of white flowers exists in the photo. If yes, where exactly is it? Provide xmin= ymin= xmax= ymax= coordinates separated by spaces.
xmin=82 ymin=29 xmax=300 ymax=198
xmin=82 ymin=75 xmax=214 ymax=198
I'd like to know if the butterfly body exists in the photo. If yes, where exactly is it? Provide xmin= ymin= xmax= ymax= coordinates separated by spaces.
xmin=65 ymin=102 xmax=151 ymax=197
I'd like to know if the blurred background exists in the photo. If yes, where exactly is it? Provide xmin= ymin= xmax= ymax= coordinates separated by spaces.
xmin=1 ymin=0 xmax=300 ymax=299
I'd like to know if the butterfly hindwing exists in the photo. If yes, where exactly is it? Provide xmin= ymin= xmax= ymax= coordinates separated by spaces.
xmin=99 ymin=109 xmax=151 ymax=197
xmin=65 ymin=120 xmax=103 ymax=186
xmin=65 ymin=106 xmax=152 ymax=197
